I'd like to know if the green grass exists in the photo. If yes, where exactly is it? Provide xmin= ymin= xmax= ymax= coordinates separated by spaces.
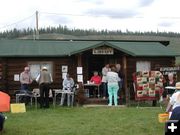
xmin=3 ymin=106 xmax=165 ymax=135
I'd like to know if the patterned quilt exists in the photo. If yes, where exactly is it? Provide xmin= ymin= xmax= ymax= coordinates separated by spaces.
xmin=133 ymin=71 xmax=164 ymax=101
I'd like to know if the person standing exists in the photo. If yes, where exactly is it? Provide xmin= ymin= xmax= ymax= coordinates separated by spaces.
xmin=102 ymin=64 xmax=110 ymax=99
xmin=163 ymin=73 xmax=176 ymax=98
xmin=20 ymin=66 xmax=32 ymax=91
xmin=60 ymin=74 xmax=75 ymax=106
xmin=106 ymin=66 xmax=120 ymax=106
xmin=166 ymin=82 xmax=180 ymax=120
xmin=116 ymin=64 xmax=124 ymax=97
xmin=36 ymin=67 xmax=53 ymax=108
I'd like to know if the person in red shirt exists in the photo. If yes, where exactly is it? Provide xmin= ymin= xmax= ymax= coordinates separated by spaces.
xmin=88 ymin=71 xmax=101 ymax=97
xmin=90 ymin=71 xmax=101 ymax=85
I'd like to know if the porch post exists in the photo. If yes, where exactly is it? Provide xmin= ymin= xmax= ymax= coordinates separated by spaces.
xmin=77 ymin=53 xmax=82 ymax=67
xmin=122 ymin=55 xmax=129 ymax=105
xmin=77 ymin=53 xmax=83 ymax=85
xmin=76 ymin=53 xmax=85 ymax=105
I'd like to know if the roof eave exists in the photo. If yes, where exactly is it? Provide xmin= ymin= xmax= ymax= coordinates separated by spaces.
xmin=69 ymin=41 xmax=106 ymax=55
xmin=0 ymin=54 xmax=69 ymax=57
xmin=133 ymin=55 xmax=178 ymax=57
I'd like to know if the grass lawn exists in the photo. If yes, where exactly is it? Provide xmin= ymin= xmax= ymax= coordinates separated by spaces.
xmin=2 ymin=106 xmax=165 ymax=135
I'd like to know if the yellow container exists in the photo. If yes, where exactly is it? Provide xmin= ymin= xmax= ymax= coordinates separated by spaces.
xmin=158 ymin=113 xmax=169 ymax=123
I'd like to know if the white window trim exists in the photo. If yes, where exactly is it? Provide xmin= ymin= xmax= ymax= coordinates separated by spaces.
xmin=136 ymin=61 xmax=151 ymax=72
xmin=28 ymin=61 xmax=53 ymax=80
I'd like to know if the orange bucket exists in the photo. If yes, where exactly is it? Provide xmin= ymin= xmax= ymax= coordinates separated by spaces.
xmin=158 ymin=113 xmax=169 ymax=123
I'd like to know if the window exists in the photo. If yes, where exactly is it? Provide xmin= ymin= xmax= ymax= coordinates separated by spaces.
xmin=28 ymin=62 xmax=53 ymax=79
xmin=136 ymin=61 xmax=151 ymax=72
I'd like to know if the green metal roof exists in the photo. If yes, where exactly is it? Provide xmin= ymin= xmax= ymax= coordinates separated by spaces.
xmin=107 ymin=41 xmax=179 ymax=56
xmin=0 ymin=40 xmax=178 ymax=57
xmin=0 ymin=40 xmax=102 ymax=57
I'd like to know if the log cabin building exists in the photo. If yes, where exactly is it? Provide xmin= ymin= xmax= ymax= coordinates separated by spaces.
xmin=0 ymin=39 xmax=178 ymax=103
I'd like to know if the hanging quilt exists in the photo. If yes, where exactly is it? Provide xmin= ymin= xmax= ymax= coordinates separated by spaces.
xmin=133 ymin=71 xmax=164 ymax=101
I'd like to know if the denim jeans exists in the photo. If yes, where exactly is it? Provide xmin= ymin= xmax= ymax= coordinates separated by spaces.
xmin=170 ymin=106 xmax=180 ymax=120
xmin=102 ymin=82 xmax=107 ymax=97
xmin=21 ymin=84 xmax=29 ymax=91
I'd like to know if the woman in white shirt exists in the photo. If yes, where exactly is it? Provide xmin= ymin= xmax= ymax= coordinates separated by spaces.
xmin=166 ymin=82 xmax=180 ymax=120
xmin=106 ymin=66 xmax=120 ymax=106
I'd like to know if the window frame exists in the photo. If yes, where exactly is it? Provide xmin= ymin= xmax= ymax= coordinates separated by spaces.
xmin=136 ymin=61 xmax=151 ymax=72
xmin=28 ymin=61 xmax=53 ymax=80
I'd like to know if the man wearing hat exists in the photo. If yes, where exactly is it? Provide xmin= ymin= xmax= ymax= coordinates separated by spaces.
xmin=36 ymin=67 xmax=53 ymax=108
xmin=166 ymin=82 xmax=180 ymax=120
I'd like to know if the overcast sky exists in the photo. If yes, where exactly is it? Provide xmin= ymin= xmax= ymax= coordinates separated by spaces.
xmin=1 ymin=0 xmax=180 ymax=32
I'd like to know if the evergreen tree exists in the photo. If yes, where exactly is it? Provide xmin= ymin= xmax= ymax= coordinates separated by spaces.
xmin=0 ymin=25 xmax=180 ymax=39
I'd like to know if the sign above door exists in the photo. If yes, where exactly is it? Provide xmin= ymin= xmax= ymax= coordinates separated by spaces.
xmin=92 ymin=47 xmax=114 ymax=55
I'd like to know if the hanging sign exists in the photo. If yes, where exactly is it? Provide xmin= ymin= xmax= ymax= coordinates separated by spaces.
xmin=14 ymin=74 xmax=20 ymax=81
xmin=77 ymin=67 xmax=83 ymax=74
xmin=62 ymin=65 xmax=68 ymax=73
xmin=77 ymin=75 xmax=83 ymax=82
xmin=92 ymin=47 xmax=114 ymax=55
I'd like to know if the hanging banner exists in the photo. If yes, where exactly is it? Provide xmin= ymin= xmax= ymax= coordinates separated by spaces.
xmin=160 ymin=66 xmax=180 ymax=75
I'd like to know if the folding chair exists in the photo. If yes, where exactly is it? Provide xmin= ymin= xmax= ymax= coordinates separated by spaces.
xmin=15 ymin=90 xmax=33 ymax=105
